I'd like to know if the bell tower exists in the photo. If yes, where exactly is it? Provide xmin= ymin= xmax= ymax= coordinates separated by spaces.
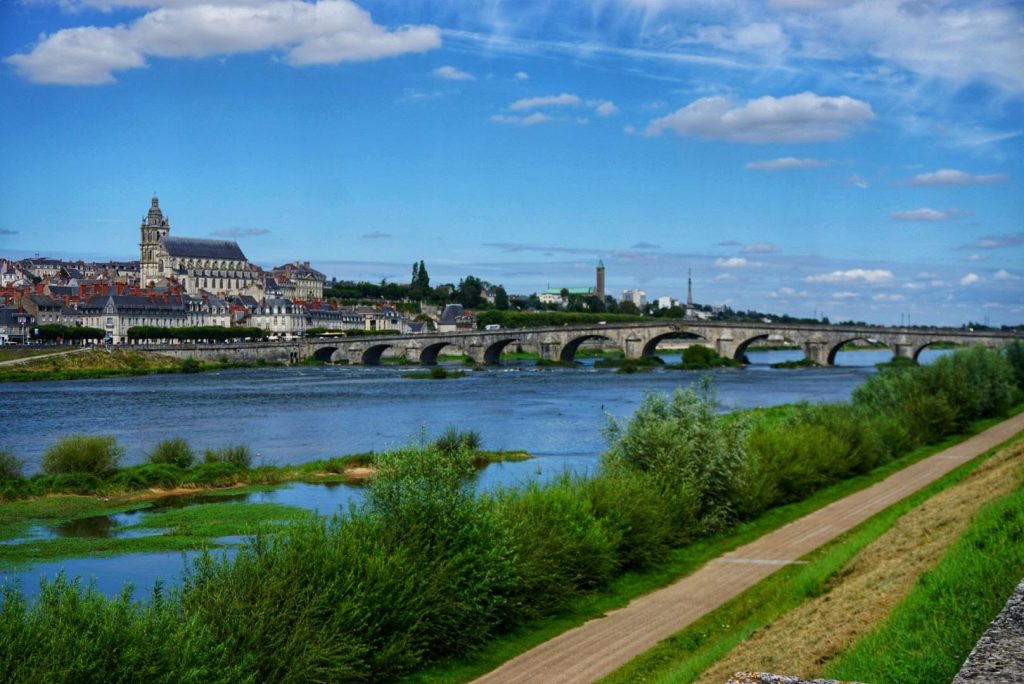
xmin=140 ymin=195 xmax=170 ymax=284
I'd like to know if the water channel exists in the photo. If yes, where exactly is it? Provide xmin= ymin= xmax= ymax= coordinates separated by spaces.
xmin=0 ymin=348 xmax=949 ymax=597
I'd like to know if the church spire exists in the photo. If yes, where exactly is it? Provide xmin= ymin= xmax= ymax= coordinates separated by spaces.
xmin=687 ymin=268 xmax=693 ymax=306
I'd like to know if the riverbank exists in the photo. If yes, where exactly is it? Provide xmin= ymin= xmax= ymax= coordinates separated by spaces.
xmin=0 ymin=348 xmax=283 ymax=382
xmin=0 ymin=345 xmax=1019 ymax=683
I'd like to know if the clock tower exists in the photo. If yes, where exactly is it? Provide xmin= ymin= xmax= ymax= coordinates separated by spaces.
xmin=140 ymin=195 xmax=170 ymax=284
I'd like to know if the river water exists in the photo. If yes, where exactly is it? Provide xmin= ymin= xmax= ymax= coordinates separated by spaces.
xmin=0 ymin=348 xmax=949 ymax=596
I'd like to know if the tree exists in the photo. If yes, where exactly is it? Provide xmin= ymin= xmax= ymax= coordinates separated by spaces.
xmin=411 ymin=262 xmax=419 ymax=286
xmin=417 ymin=260 xmax=430 ymax=289
xmin=494 ymin=285 xmax=509 ymax=311
xmin=456 ymin=275 xmax=485 ymax=309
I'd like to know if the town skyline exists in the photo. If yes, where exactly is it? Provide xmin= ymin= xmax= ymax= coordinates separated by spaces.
xmin=1 ymin=0 xmax=1021 ymax=326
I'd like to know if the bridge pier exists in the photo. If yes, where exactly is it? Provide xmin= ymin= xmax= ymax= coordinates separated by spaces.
xmin=803 ymin=341 xmax=830 ymax=366
xmin=344 ymin=348 xmax=364 ymax=365
xmin=894 ymin=343 xmax=915 ymax=360
xmin=466 ymin=343 xmax=487 ymax=365
xmin=624 ymin=336 xmax=645 ymax=359
xmin=715 ymin=333 xmax=737 ymax=361
xmin=404 ymin=346 xmax=423 ymax=364
xmin=539 ymin=341 xmax=562 ymax=362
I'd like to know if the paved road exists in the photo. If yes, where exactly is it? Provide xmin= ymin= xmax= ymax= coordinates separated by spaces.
xmin=475 ymin=412 xmax=1024 ymax=684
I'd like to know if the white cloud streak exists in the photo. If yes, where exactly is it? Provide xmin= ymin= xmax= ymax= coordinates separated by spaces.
xmin=805 ymin=268 xmax=893 ymax=284
xmin=646 ymin=92 xmax=875 ymax=143
xmin=745 ymin=157 xmax=827 ymax=170
xmin=509 ymin=93 xmax=581 ymax=111
xmin=904 ymin=168 xmax=1008 ymax=186
xmin=5 ymin=1 xmax=441 ymax=85
xmin=433 ymin=65 xmax=473 ymax=80
xmin=490 ymin=112 xmax=550 ymax=126
xmin=889 ymin=208 xmax=963 ymax=222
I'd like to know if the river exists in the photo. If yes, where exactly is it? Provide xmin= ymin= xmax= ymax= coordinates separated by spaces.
xmin=0 ymin=348 xmax=949 ymax=596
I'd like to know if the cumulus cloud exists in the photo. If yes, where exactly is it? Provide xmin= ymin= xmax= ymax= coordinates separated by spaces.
xmin=960 ymin=273 xmax=981 ymax=286
xmin=714 ymin=273 xmax=736 ymax=281
xmin=589 ymin=99 xmax=618 ymax=117
xmin=5 ymin=1 xmax=441 ymax=85
xmin=805 ymin=268 xmax=893 ymax=284
xmin=714 ymin=257 xmax=748 ymax=268
xmin=993 ymin=269 xmax=1019 ymax=281
xmin=509 ymin=93 xmax=581 ymax=111
xmin=904 ymin=168 xmax=1008 ymax=186
xmin=514 ymin=71 xmax=529 ymax=81
xmin=957 ymin=233 xmax=1024 ymax=250
xmin=889 ymin=208 xmax=964 ymax=222
xmin=872 ymin=293 xmax=906 ymax=302
xmin=433 ymin=65 xmax=473 ymax=80
xmin=832 ymin=291 xmax=857 ymax=299
xmin=745 ymin=157 xmax=827 ymax=170
xmin=846 ymin=175 xmax=868 ymax=189
xmin=491 ymin=112 xmax=549 ymax=126
xmin=361 ymin=230 xmax=392 ymax=239
xmin=645 ymin=92 xmax=875 ymax=143
xmin=742 ymin=242 xmax=779 ymax=254
xmin=209 ymin=227 xmax=271 ymax=237
xmin=966 ymin=254 xmax=987 ymax=262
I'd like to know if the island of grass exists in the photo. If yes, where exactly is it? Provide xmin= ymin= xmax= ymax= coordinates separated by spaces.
xmin=668 ymin=345 xmax=744 ymax=370
xmin=402 ymin=366 xmax=467 ymax=379
xmin=770 ymin=357 xmax=821 ymax=369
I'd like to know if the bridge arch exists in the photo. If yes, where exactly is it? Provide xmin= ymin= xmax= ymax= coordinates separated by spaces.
xmin=312 ymin=346 xmax=339 ymax=363
xmin=419 ymin=341 xmax=461 ymax=365
xmin=361 ymin=343 xmax=395 ymax=365
xmin=482 ymin=338 xmax=523 ymax=365
xmin=559 ymin=334 xmax=622 ymax=363
xmin=911 ymin=340 xmax=965 ymax=363
xmin=734 ymin=333 xmax=801 ymax=364
xmin=641 ymin=331 xmax=707 ymax=359
xmin=826 ymin=337 xmax=893 ymax=366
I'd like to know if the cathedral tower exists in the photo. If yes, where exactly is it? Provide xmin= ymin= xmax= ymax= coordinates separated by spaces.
xmin=596 ymin=259 xmax=605 ymax=301
xmin=140 ymin=196 xmax=170 ymax=284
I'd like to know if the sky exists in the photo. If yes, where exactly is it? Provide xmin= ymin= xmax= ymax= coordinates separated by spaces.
xmin=0 ymin=0 xmax=1021 ymax=326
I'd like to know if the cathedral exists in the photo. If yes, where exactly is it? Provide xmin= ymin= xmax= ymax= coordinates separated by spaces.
xmin=139 ymin=196 xmax=264 ymax=297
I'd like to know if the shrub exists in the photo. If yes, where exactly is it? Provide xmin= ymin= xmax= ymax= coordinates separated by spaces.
xmin=602 ymin=382 xmax=749 ymax=533
xmin=1005 ymin=340 xmax=1024 ymax=391
xmin=0 ymin=449 xmax=24 ymax=481
xmin=432 ymin=426 xmax=482 ymax=455
xmin=202 ymin=445 xmax=253 ymax=469
xmin=109 ymin=464 xmax=183 ymax=490
xmin=41 ymin=435 xmax=123 ymax=476
xmin=179 ymin=358 xmax=201 ymax=374
xmin=147 ymin=438 xmax=195 ymax=469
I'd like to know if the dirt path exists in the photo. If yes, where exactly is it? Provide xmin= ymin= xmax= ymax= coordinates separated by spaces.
xmin=695 ymin=441 xmax=1024 ymax=683
xmin=474 ymin=412 xmax=1024 ymax=684
xmin=0 ymin=347 xmax=89 ymax=368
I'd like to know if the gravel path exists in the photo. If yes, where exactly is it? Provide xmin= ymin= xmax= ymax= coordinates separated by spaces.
xmin=474 ymin=412 xmax=1024 ymax=684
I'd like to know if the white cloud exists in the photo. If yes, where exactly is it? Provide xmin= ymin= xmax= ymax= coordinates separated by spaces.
xmin=832 ymin=291 xmax=858 ymax=299
xmin=957 ymin=233 xmax=1024 ymax=250
xmin=847 ymin=175 xmax=868 ymax=189
xmin=993 ymin=269 xmax=1019 ymax=281
xmin=966 ymin=254 xmax=987 ymax=262
xmin=509 ymin=93 xmax=581 ymax=111
xmin=694 ymin=22 xmax=789 ymax=55
xmin=514 ymin=71 xmax=529 ymax=81
xmin=742 ymin=242 xmax=779 ymax=254
xmin=904 ymin=168 xmax=1008 ymax=186
xmin=889 ymin=208 xmax=963 ymax=222
xmin=745 ymin=157 xmax=827 ymax=170
xmin=960 ymin=273 xmax=981 ymax=286
xmin=714 ymin=273 xmax=736 ymax=281
xmin=714 ymin=257 xmax=748 ymax=268
xmin=591 ymin=100 xmax=619 ymax=117
xmin=433 ymin=65 xmax=473 ymax=81
xmin=806 ymin=268 xmax=893 ymax=284
xmin=209 ymin=227 xmax=270 ymax=237
xmin=645 ymin=92 xmax=875 ymax=143
xmin=490 ymin=112 xmax=549 ymax=126
xmin=5 ymin=1 xmax=441 ymax=85
xmin=872 ymin=293 xmax=906 ymax=302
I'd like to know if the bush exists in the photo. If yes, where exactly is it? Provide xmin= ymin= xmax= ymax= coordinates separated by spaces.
xmin=202 ymin=445 xmax=253 ymax=469
xmin=432 ymin=426 xmax=482 ymax=455
xmin=41 ymin=435 xmax=123 ymax=476
xmin=179 ymin=358 xmax=201 ymax=374
xmin=602 ymin=382 xmax=748 ymax=533
xmin=1005 ymin=340 xmax=1024 ymax=391
xmin=0 ymin=449 xmax=24 ymax=481
xmin=147 ymin=438 xmax=195 ymax=469
xmin=109 ymin=464 xmax=184 ymax=490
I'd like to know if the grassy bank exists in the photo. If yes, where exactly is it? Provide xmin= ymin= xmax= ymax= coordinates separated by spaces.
xmin=0 ymin=344 xmax=1021 ymax=682
xmin=0 ymin=349 xmax=284 ymax=383
xmin=598 ymin=431 xmax=1023 ymax=684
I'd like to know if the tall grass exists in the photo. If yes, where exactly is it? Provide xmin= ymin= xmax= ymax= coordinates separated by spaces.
xmin=41 ymin=435 xmax=123 ymax=476
xmin=1 ymin=345 xmax=1021 ymax=682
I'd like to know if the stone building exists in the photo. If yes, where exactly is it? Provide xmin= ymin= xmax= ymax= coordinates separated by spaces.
xmin=78 ymin=293 xmax=230 ymax=344
xmin=139 ymin=196 xmax=263 ymax=298
xmin=269 ymin=261 xmax=326 ymax=301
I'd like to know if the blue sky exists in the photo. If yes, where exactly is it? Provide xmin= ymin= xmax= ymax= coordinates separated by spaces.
xmin=1 ymin=0 xmax=1021 ymax=326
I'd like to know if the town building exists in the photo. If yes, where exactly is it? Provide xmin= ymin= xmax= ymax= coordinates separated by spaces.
xmin=139 ymin=196 xmax=263 ymax=298
xmin=268 ymin=261 xmax=326 ymax=301
xmin=621 ymin=289 xmax=647 ymax=308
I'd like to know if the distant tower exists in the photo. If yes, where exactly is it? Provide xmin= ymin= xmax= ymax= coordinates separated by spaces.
xmin=687 ymin=268 xmax=693 ymax=307
xmin=596 ymin=259 xmax=606 ymax=300
xmin=140 ymin=195 xmax=170 ymax=284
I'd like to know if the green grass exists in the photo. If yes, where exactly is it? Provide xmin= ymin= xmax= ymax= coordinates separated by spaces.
xmin=0 ymin=348 xmax=74 ymax=363
xmin=769 ymin=358 xmax=821 ymax=369
xmin=404 ymin=410 xmax=1021 ymax=684
xmin=825 ymin=479 xmax=1024 ymax=683
xmin=598 ymin=430 xmax=1024 ymax=684
xmin=0 ymin=498 xmax=312 ymax=569
xmin=403 ymin=367 xmax=468 ymax=379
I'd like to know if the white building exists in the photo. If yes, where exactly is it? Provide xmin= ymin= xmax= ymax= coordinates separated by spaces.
xmin=621 ymin=289 xmax=647 ymax=308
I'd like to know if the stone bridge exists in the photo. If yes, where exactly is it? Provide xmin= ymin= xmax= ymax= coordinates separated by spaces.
xmin=136 ymin=321 xmax=1020 ymax=367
